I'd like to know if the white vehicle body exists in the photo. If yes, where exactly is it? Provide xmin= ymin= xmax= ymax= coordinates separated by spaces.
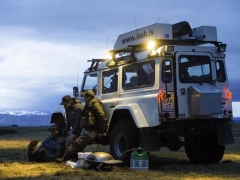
xmin=51 ymin=21 xmax=234 ymax=165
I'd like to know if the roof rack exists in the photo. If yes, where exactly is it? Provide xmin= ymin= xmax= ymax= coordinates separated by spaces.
xmin=110 ymin=38 xmax=222 ymax=57
xmin=87 ymin=59 xmax=107 ymax=71
xmin=128 ymin=39 xmax=221 ymax=50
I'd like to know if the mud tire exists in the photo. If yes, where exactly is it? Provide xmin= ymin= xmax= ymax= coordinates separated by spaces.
xmin=110 ymin=119 xmax=139 ymax=165
xmin=184 ymin=128 xmax=225 ymax=164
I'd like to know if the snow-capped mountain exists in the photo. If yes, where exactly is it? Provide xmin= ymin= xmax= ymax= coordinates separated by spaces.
xmin=0 ymin=110 xmax=50 ymax=116
xmin=0 ymin=110 xmax=51 ymax=126
xmin=0 ymin=110 xmax=238 ymax=126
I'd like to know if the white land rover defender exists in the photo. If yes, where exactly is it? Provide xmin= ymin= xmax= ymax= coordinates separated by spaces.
xmin=51 ymin=21 xmax=234 ymax=164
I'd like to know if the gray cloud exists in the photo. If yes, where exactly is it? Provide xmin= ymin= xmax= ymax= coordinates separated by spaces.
xmin=0 ymin=0 xmax=239 ymax=112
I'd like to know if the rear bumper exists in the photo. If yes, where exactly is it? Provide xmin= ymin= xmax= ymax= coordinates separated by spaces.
xmin=159 ymin=118 xmax=232 ymax=137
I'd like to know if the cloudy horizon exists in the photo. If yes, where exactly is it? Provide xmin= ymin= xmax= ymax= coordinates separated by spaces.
xmin=0 ymin=1 xmax=239 ymax=115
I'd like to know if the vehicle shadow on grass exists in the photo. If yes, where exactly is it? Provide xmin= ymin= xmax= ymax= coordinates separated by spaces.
xmin=148 ymin=153 xmax=240 ymax=177
xmin=0 ymin=148 xmax=28 ymax=163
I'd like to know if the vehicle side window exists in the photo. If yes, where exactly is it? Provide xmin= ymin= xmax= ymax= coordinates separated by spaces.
xmin=216 ymin=60 xmax=226 ymax=82
xmin=81 ymin=73 xmax=98 ymax=96
xmin=122 ymin=61 xmax=155 ymax=89
xmin=102 ymin=69 xmax=118 ymax=94
xmin=179 ymin=56 xmax=211 ymax=83
xmin=162 ymin=59 xmax=172 ymax=83
xmin=140 ymin=63 xmax=155 ymax=85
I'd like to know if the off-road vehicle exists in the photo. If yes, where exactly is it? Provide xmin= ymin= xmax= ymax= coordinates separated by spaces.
xmin=51 ymin=21 xmax=234 ymax=164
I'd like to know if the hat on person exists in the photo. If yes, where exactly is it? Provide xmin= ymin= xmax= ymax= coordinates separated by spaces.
xmin=81 ymin=89 xmax=95 ymax=98
xmin=60 ymin=95 xmax=72 ymax=105
xmin=48 ymin=125 xmax=58 ymax=131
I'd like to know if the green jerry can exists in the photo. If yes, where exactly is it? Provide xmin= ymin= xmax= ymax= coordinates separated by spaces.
xmin=130 ymin=147 xmax=149 ymax=170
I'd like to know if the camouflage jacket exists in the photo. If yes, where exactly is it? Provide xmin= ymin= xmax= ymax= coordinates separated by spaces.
xmin=82 ymin=98 xmax=107 ymax=134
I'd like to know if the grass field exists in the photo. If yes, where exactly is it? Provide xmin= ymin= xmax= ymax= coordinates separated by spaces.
xmin=0 ymin=123 xmax=239 ymax=180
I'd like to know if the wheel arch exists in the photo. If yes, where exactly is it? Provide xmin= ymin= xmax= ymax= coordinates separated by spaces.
xmin=107 ymin=103 xmax=149 ymax=133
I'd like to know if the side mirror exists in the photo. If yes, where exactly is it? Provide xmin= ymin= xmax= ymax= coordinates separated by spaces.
xmin=73 ymin=87 xmax=79 ymax=98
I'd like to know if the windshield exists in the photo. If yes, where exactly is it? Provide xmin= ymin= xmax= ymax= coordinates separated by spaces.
xmin=179 ymin=55 xmax=211 ymax=83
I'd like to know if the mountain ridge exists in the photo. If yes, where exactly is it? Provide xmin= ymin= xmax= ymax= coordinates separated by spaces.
xmin=0 ymin=110 xmax=51 ymax=126
xmin=0 ymin=110 xmax=50 ymax=116
xmin=0 ymin=110 xmax=239 ymax=126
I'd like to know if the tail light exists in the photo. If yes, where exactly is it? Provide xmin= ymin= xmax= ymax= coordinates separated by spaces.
xmin=224 ymin=109 xmax=232 ymax=115
xmin=164 ymin=112 xmax=170 ymax=119
xmin=227 ymin=91 xmax=232 ymax=98
xmin=160 ymin=113 xmax=164 ymax=118
xmin=159 ymin=112 xmax=170 ymax=119
xmin=224 ymin=109 xmax=228 ymax=115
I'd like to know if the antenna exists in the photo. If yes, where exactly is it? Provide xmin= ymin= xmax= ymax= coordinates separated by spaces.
xmin=107 ymin=37 xmax=108 ymax=51
xmin=156 ymin=17 xmax=160 ymax=23
xmin=77 ymin=62 xmax=79 ymax=88
xmin=135 ymin=16 xmax=136 ymax=29
xmin=73 ymin=62 xmax=80 ymax=98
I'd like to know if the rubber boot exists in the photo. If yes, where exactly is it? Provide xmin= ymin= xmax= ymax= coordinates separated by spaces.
xmin=27 ymin=140 xmax=38 ymax=162
xmin=39 ymin=148 xmax=47 ymax=162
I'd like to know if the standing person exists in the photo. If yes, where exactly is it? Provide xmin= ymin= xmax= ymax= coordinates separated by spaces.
xmin=62 ymin=89 xmax=107 ymax=161
xmin=56 ymin=95 xmax=84 ymax=158
xmin=27 ymin=125 xmax=58 ymax=162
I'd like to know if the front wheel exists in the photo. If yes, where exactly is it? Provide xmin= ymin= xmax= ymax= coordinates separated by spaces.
xmin=110 ymin=119 xmax=139 ymax=165
xmin=184 ymin=128 xmax=225 ymax=164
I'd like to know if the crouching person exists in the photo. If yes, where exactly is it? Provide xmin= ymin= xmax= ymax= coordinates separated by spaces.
xmin=62 ymin=90 xmax=107 ymax=162
xmin=27 ymin=125 xmax=58 ymax=162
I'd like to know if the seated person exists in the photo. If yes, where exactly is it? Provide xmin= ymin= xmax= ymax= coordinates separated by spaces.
xmin=130 ymin=76 xmax=138 ymax=87
xmin=60 ymin=90 xmax=107 ymax=162
xmin=27 ymin=125 xmax=58 ymax=162
xmin=180 ymin=68 xmax=189 ymax=79
xmin=108 ymin=75 xmax=118 ymax=93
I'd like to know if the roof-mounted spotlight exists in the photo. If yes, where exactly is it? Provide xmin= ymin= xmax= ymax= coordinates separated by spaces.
xmin=218 ymin=43 xmax=227 ymax=52
xmin=147 ymin=41 xmax=156 ymax=50
xmin=105 ymin=52 xmax=113 ymax=60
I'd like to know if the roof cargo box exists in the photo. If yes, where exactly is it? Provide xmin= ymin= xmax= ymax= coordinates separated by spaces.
xmin=192 ymin=26 xmax=217 ymax=41
xmin=114 ymin=23 xmax=172 ymax=51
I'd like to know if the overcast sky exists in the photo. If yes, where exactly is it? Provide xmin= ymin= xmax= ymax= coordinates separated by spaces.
xmin=0 ymin=0 xmax=239 ymax=116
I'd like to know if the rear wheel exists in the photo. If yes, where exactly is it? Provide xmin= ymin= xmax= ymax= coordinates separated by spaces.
xmin=184 ymin=128 xmax=225 ymax=164
xmin=110 ymin=119 xmax=139 ymax=165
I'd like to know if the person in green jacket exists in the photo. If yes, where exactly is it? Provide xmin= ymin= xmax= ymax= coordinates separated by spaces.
xmin=62 ymin=89 xmax=107 ymax=161
xmin=56 ymin=95 xmax=84 ymax=158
